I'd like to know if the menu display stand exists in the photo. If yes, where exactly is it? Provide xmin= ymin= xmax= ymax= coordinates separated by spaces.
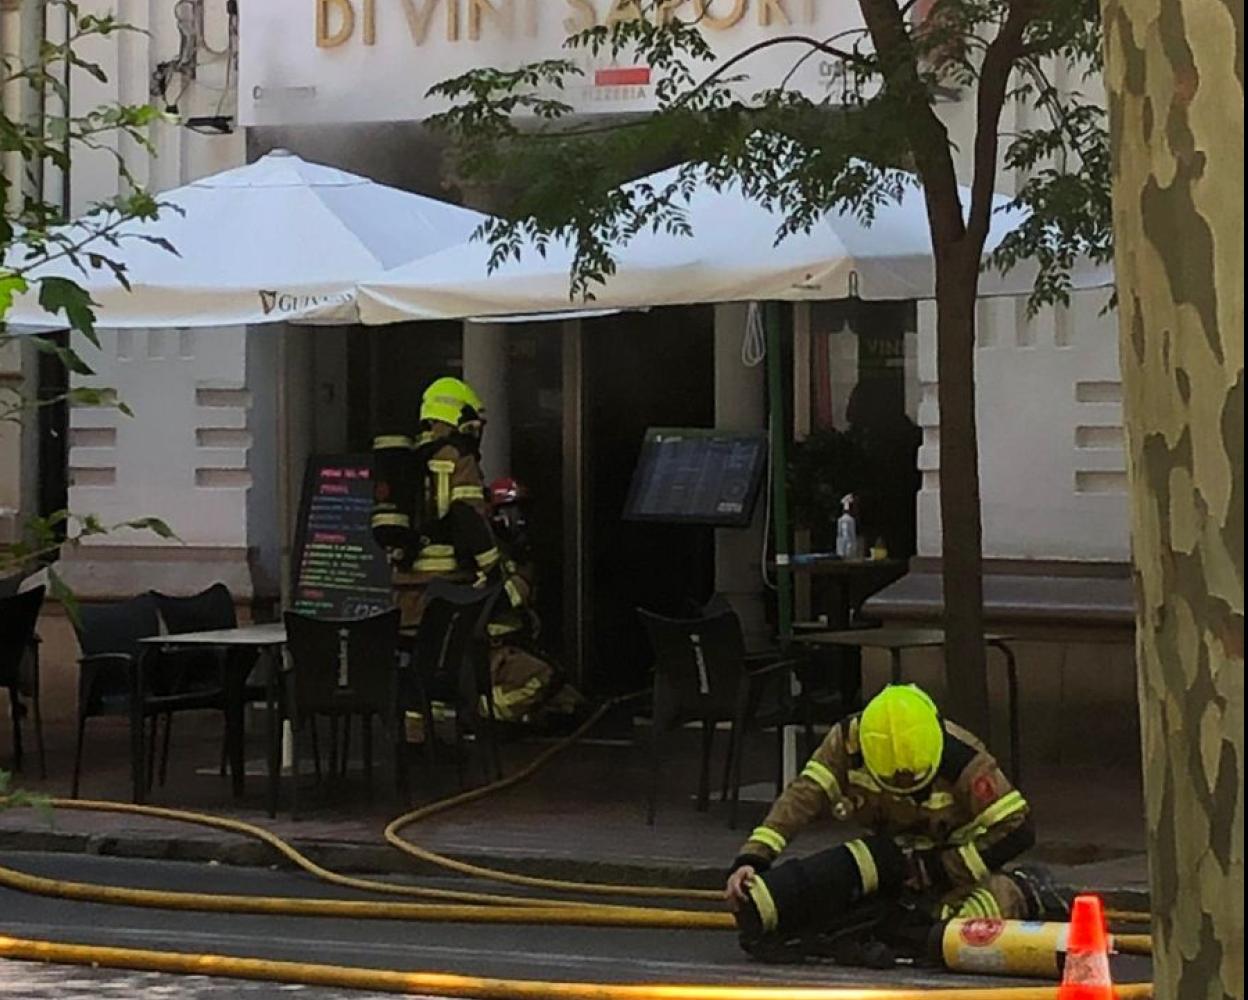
xmin=624 ymin=427 xmax=767 ymax=528
xmin=290 ymin=454 xmax=394 ymax=620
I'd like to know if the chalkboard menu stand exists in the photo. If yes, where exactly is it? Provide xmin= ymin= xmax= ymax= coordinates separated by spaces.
xmin=290 ymin=454 xmax=394 ymax=620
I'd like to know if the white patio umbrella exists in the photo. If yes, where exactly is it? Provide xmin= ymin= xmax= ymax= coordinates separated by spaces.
xmin=357 ymin=162 xmax=1111 ymax=324
xmin=5 ymin=149 xmax=487 ymax=329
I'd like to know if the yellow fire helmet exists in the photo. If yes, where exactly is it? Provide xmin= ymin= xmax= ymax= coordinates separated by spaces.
xmin=859 ymin=684 xmax=944 ymax=794
xmin=420 ymin=376 xmax=485 ymax=429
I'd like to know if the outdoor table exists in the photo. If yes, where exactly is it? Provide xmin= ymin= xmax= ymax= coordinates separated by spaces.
xmin=792 ymin=626 xmax=1022 ymax=784
xmin=136 ymin=623 xmax=287 ymax=817
xmin=784 ymin=557 xmax=909 ymax=710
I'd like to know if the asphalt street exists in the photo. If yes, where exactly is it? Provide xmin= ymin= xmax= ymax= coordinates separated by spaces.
xmin=0 ymin=851 xmax=1152 ymax=998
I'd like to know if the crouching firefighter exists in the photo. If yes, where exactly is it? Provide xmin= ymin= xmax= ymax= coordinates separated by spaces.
xmin=480 ymin=477 xmax=584 ymax=727
xmin=370 ymin=377 xmax=502 ymax=632
xmin=726 ymin=684 xmax=1065 ymax=963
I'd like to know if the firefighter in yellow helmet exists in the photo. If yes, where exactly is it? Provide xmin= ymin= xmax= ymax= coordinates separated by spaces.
xmin=478 ymin=477 xmax=585 ymax=728
xmin=371 ymin=376 xmax=502 ymax=631
xmin=726 ymin=684 xmax=1063 ymax=961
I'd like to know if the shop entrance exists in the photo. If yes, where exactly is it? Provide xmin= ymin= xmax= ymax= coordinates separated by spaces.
xmin=582 ymin=307 xmax=716 ymax=694
xmin=317 ymin=309 xmax=715 ymax=696
xmin=341 ymin=321 xmax=570 ymax=668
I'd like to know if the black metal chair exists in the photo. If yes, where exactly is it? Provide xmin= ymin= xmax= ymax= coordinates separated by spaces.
xmin=1 ymin=586 xmax=47 ymax=777
xmin=72 ymin=594 xmax=225 ymax=799
xmin=283 ymin=607 xmax=402 ymax=818
xmin=638 ymin=600 xmax=800 ymax=829
xmin=403 ymin=581 xmax=505 ymax=793
xmin=150 ymin=583 xmax=252 ymax=784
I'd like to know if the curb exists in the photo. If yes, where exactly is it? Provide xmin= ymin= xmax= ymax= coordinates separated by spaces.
xmin=0 ymin=826 xmax=1152 ymax=912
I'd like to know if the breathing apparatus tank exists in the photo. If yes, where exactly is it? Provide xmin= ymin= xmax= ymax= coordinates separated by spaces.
xmin=935 ymin=918 xmax=1115 ymax=979
xmin=370 ymin=434 xmax=418 ymax=565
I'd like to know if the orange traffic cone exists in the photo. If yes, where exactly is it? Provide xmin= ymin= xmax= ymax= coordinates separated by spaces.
xmin=1060 ymin=894 xmax=1115 ymax=1000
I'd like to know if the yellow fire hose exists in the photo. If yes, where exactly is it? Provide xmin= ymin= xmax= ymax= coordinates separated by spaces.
xmin=29 ymin=797 xmax=662 ymax=913
xmin=383 ymin=704 xmax=724 ymax=901
xmin=0 ymin=936 xmax=1157 ymax=1000
xmin=0 ymin=692 xmax=1154 ymax=993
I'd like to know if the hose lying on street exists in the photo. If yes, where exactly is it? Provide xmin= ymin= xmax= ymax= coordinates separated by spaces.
xmin=0 ymin=694 xmax=740 ymax=930
xmin=0 ymin=935 xmax=1157 ymax=1000
xmin=384 ymin=695 xmax=724 ymax=902
xmin=0 ymin=690 xmax=1153 ymax=947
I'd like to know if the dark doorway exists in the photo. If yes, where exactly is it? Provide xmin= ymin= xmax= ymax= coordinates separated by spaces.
xmin=583 ymin=307 xmax=716 ymax=695
xmin=504 ymin=323 xmax=566 ymax=658
xmin=345 ymin=322 xmax=464 ymax=450
xmin=808 ymin=300 xmax=920 ymax=559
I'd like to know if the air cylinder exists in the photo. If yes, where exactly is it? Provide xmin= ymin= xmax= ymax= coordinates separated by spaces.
xmin=938 ymin=918 xmax=1114 ymax=979
xmin=370 ymin=434 xmax=417 ymax=560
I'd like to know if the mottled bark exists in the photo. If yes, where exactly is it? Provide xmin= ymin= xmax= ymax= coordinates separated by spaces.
xmin=1102 ymin=1 xmax=1244 ymax=999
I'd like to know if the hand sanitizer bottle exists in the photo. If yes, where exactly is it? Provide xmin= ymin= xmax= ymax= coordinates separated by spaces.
xmin=836 ymin=493 xmax=859 ymax=559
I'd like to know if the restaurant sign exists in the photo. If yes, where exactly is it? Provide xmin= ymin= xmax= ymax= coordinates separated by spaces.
xmin=239 ymin=0 xmax=867 ymax=126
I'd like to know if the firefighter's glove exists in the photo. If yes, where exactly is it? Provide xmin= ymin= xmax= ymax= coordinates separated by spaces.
xmin=725 ymin=865 xmax=757 ymax=910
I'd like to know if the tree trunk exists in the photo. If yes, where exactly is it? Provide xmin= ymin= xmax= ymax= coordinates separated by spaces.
xmin=934 ymin=247 xmax=991 ymax=739
xmin=1103 ymin=1 xmax=1244 ymax=998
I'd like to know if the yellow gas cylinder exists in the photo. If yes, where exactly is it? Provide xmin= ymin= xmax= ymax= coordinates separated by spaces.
xmin=940 ymin=918 xmax=1116 ymax=979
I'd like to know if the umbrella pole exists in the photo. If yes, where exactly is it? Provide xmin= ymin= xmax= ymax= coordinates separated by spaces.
xmin=275 ymin=323 xmax=296 ymax=772
xmin=276 ymin=324 xmax=292 ymax=610
xmin=765 ymin=302 xmax=793 ymax=643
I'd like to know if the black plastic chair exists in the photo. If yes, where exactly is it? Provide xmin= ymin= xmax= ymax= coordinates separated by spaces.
xmin=638 ymin=600 xmax=800 ymax=829
xmin=404 ymin=581 xmax=505 ymax=793
xmin=1 ymin=586 xmax=46 ymax=777
xmin=283 ymin=608 xmax=402 ymax=818
xmin=151 ymin=583 xmax=252 ymax=784
xmin=72 ymin=594 xmax=225 ymax=799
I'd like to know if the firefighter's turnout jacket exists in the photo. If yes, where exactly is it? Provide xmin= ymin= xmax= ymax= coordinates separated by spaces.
xmin=490 ymin=553 xmax=535 ymax=641
xmin=389 ymin=424 xmax=501 ymax=629
xmin=736 ymin=715 xmax=1034 ymax=920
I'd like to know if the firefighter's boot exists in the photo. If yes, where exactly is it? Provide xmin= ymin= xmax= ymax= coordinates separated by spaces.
xmin=1008 ymin=864 xmax=1071 ymax=921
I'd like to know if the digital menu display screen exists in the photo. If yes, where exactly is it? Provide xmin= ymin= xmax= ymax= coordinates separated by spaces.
xmin=623 ymin=428 xmax=767 ymax=528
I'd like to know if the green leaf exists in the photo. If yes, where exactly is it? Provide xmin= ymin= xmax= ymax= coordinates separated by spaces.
xmin=48 ymin=567 xmax=81 ymax=631
xmin=0 ymin=271 xmax=29 ymax=315
xmin=65 ymin=386 xmax=119 ymax=409
xmin=37 ymin=277 xmax=99 ymax=343
xmin=29 ymin=336 xmax=96 ymax=376
xmin=121 ymin=516 xmax=179 ymax=541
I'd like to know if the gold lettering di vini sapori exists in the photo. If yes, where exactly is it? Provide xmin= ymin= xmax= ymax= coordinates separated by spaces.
xmin=315 ymin=0 xmax=812 ymax=48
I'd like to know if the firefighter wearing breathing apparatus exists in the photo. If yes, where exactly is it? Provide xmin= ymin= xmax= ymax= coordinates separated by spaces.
xmin=480 ymin=477 xmax=584 ymax=727
xmin=370 ymin=377 xmax=501 ymax=631
xmin=726 ymin=684 xmax=1063 ymax=958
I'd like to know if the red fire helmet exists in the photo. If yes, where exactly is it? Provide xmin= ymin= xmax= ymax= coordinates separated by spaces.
xmin=488 ymin=477 xmax=527 ymax=507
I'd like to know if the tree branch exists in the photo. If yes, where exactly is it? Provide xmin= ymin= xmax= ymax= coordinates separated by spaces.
xmin=966 ymin=0 xmax=1036 ymax=247
xmin=679 ymin=32 xmax=870 ymax=101
xmin=778 ymin=27 xmax=873 ymax=91
xmin=857 ymin=0 xmax=964 ymax=245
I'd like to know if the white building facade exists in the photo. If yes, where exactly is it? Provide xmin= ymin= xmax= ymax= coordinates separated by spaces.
xmin=3 ymin=1 xmax=1134 ymax=762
